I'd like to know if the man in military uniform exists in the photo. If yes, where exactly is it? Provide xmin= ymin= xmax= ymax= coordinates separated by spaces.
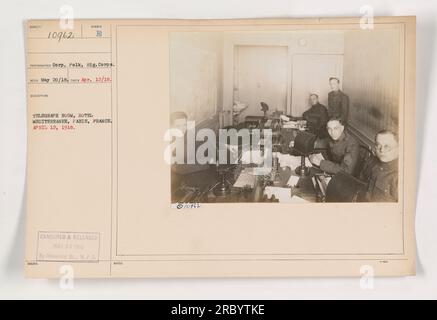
xmin=302 ymin=93 xmax=329 ymax=138
xmin=328 ymin=77 xmax=350 ymax=125
xmin=309 ymin=117 xmax=360 ymax=175
xmin=363 ymin=130 xmax=399 ymax=202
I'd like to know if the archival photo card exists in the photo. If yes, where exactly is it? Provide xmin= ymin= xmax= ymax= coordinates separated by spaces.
xmin=25 ymin=17 xmax=416 ymax=278
xmin=169 ymin=28 xmax=402 ymax=204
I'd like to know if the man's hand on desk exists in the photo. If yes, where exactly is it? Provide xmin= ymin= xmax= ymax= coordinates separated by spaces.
xmin=309 ymin=153 xmax=324 ymax=167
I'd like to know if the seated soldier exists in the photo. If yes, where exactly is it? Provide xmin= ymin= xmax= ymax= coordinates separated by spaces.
xmin=360 ymin=130 xmax=399 ymax=202
xmin=302 ymin=93 xmax=329 ymax=138
xmin=309 ymin=117 xmax=360 ymax=175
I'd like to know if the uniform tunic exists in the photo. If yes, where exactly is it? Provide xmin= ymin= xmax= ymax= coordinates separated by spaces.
xmin=320 ymin=132 xmax=360 ymax=175
xmin=302 ymin=103 xmax=329 ymax=138
xmin=328 ymin=90 xmax=350 ymax=124
xmin=366 ymin=159 xmax=398 ymax=202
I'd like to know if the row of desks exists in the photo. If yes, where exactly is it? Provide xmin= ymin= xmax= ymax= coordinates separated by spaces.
xmin=172 ymin=125 xmax=327 ymax=203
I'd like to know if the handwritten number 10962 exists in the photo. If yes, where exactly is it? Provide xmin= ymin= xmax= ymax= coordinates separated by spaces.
xmin=47 ymin=31 xmax=74 ymax=42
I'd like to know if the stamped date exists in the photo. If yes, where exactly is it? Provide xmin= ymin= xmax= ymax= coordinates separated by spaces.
xmin=37 ymin=231 xmax=100 ymax=262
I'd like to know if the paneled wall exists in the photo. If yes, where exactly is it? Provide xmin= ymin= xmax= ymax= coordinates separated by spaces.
xmin=343 ymin=28 xmax=401 ymax=142
xmin=169 ymin=32 xmax=224 ymax=125
xmin=169 ymin=29 xmax=402 ymax=142
xmin=222 ymin=31 xmax=344 ymax=116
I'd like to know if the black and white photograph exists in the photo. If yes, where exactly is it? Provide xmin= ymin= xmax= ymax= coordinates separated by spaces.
xmin=169 ymin=28 xmax=401 ymax=204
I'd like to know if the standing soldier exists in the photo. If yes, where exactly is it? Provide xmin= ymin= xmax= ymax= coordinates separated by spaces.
xmin=328 ymin=77 xmax=350 ymax=126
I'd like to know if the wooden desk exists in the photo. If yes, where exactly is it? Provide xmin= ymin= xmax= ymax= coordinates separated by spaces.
xmin=172 ymin=161 xmax=321 ymax=203
xmin=171 ymin=121 xmax=321 ymax=203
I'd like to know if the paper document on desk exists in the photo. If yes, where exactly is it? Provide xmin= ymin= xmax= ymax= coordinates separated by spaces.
xmin=286 ymin=175 xmax=300 ymax=187
xmin=263 ymin=188 xmax=309 ymax=203
xmin=280 ymin=115 xmax=290 ymax=122
xmin=251 ymin=167 xmax=272 ymax=176
xmin=241 ymin=150 xmax=264 ymax=165
xmin=233 ymin=168 xmax=257 ymax=188
xmin=264 ymin=186 xmax=293 ymax=203
xmin=277 ymin=153 xmax=312 ymax=170
xmin=282 ymin=121 xmax=298 ymax=129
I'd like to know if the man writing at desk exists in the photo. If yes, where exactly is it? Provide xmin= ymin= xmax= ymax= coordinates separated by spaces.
xmin=309 ymin=117 xmax=360 ymax=175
